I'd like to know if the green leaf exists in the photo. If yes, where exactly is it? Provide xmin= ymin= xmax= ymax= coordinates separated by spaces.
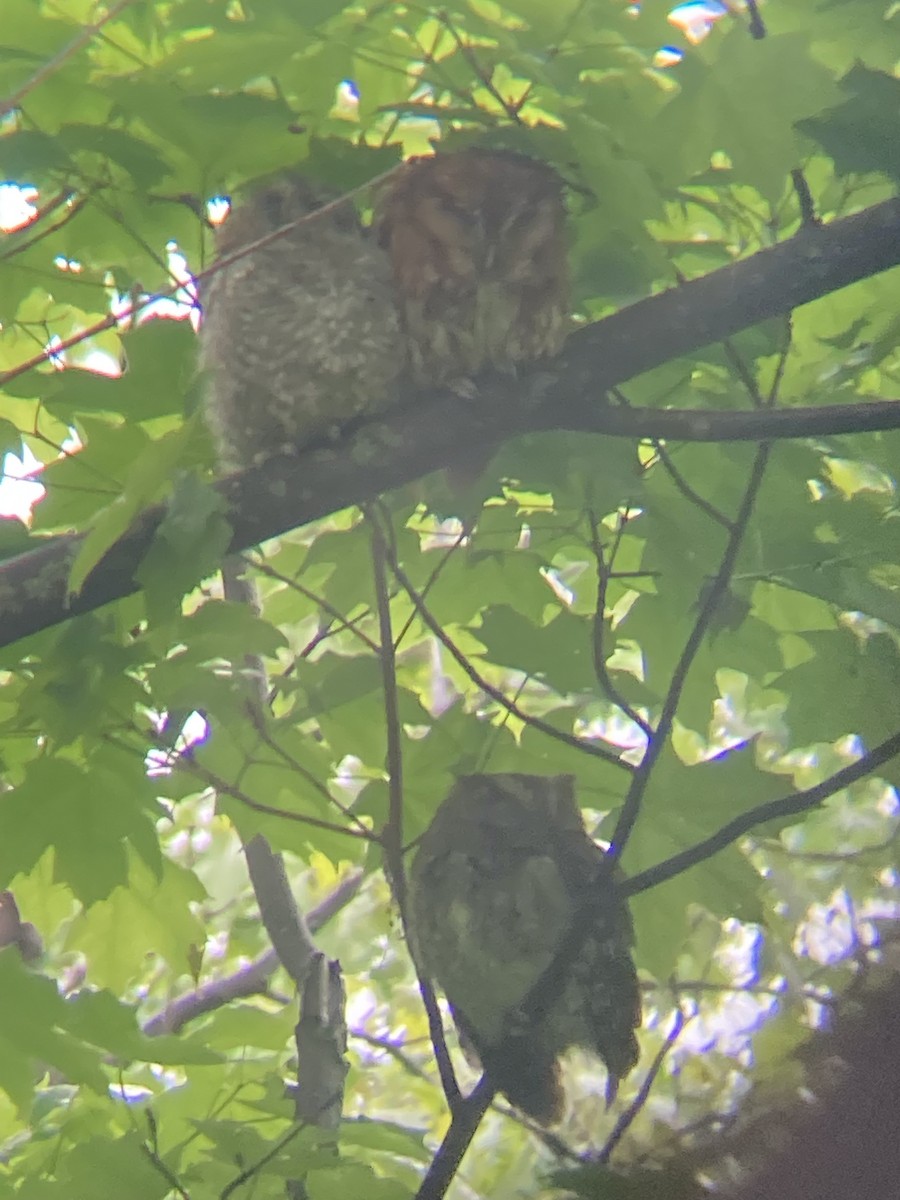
xmin=66 ymin=854 xmax=206 ymax=990
xmin=0 ymin=757 xmax=158 ymax=903
xmin=475 ymin=605 xmax=598 ymax=694
xmin=655 ymin=30 xmax=840 ymax=199
xmin=65 ymin=989 xmax=221 ymax=1065
xmin=59 ymin=1131 xmax=170 ymax=1200
xmin=0 ymin=952 xmax=107 ymax=1111
xmin=779 ymin=630 xmax=900 ymax=744
xmin=798 ymin=65 xmax=900 ymax=182
xmin=67 ymin=424 xmax=195 ymax=598
xmin=135 ymin=471 xmax=232 ymax=624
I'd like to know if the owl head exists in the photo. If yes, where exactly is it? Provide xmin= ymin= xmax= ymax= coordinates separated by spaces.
xmin=420 ymin=772 xmax=586 ymax=858
xmin=215 ymin=175 xmax=362 ymax=255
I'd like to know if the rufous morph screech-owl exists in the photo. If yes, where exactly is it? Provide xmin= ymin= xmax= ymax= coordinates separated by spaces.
xmin=375 ymin=149 xmax=570 ymax=388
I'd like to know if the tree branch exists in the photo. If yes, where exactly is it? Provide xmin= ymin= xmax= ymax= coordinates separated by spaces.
xmin=141 ymin=870 xmax=364 ymax=1037
xmin=386 ymin=547 xmax=631 ymax=770
xmin=368 ymin=511 xmax=461 ymax=1109
xmin=609 ymin=442 xmax=772 ymax=861
xmin=414 ymin=1075 xmax=496 ymax=1200
xmin=625 ymin=729 xmax=900 ymax=896
xmin=1 ymin=196 xmax=898 ymax=649
xmin=0 ymin=0 xmax=140 ymax=120
xmin=595 ymin=1007 xmax=686 ymax=1165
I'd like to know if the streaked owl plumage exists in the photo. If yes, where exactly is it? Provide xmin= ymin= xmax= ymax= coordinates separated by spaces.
xmin=199 ymin=176 xmax=405 ymax=471
xmin=410 ymin=773 xmax=641 ymax=1125
xmin=375 ymin=149 xmax=570 ymax=387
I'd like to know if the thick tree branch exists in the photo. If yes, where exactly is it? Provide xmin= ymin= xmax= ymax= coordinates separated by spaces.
xmin=1 ymin=197 xmax=898 ymax=649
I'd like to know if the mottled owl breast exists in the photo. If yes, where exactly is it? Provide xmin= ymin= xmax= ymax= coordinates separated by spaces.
xmin=374 ymin=150 xmax=571 ymax=386
xmin=410 ymin=772 xmax=642 ymax=1124
xmin=199 ymin=175 xmax=405 ymax=471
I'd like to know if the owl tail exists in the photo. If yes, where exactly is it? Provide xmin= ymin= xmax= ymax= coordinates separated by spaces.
xmin=453 ymin=1008 xmax=565 ymax=1125
xmin=481 ymin=1037 xmax=565 ymax=1126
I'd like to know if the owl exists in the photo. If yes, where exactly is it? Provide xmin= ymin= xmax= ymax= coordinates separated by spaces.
xmin=374 ymin=149 xmax=570 ymax=388
xmin=198 ymin=175 xmax=406 ymax=471
xmin=410 ymin=773 xmax=641 ymax=1124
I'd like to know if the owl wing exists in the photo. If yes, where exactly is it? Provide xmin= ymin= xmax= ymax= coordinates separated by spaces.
xmin=412 ymin=844 xmax=575 ymax=1043
xmin=560 ymin=848 xmax=642 ymax=1101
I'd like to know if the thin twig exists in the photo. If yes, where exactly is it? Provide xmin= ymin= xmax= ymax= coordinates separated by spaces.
xmin=652 ymin=442 xmax=734 ymax=530
xmin=181 ymin=760 xmax=372 ymax=841
xmin=140 ymin=1111 xmax=190 ymax=1199
xmin=626 ymin=728 xmax=900 ymax=896
xmin=386 ymin=549 xmax=632 ymax=773
xmin=368 ymin=510 xmax=461 ymax=1109
xmin=609 ymin=442 xmax=771 ymax=861
xmin=393 ymin=524 xmax=468 ymax=650
xmin=0 ymin=0 xmax=139 ymax=119
xmin=0 ymin=191 xmax=88 ymax=260
xmin=244 ymin=708 xmax=371 ymax=837
xmin=587 ymin=508 xmax=654 ymax=738
xmin=439 ymin=12 xmax=528 ymax=123
xmin=722 ymin=338 xmax=766 ymax=409
xmin=595 ymin=1006 xmax=686 ymax=1165
xmin=609 ymin=387 xmax=734 ymax=530
xmin=250 ymin=556 xmax=380 ymax=653
xmin=0 ymin=164 xmax=404 ymax=387
xmin=351 ymin=1027 xmax=434 ymax=1083
xmin=766 ymin=319 xmax=794 ymax=405
xmin=220 ymin=1120 xmax=308 ymax=1199
xmin=744 ymin=0 xmax=767 ymax=39
xmin=791 ymin=169 xmax=819 ymax=229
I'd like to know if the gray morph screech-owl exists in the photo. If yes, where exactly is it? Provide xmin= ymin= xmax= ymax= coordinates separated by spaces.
xmin=198 ymin=176 xmax=406 ymax=471
xmin=411 ymin=773 xmax=642 ymax=1124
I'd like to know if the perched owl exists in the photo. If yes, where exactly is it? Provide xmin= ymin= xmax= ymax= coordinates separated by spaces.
xmin=199 ymin=175 xmax=406 ymax=471
xmin=410 ymin=773 xmax=641 ymax=1125
xmin=374 ymin=149 xmax=570 ymax=388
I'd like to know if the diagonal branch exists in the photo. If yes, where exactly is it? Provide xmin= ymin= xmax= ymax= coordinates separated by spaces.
xmin=141 ymin=869 xmax=364 ymax=1036
xmin=594 ymin=1007 xmax=687 ymax=1165
xmin=0 ymin=0 xmax=140 ymax=120
xmin=0 ymin=196 xmax=898 ymax=649
xmin=625 ymin=728 xmax=900 ymax=896
xmin=610 ymin=326 xmax=791 ymax=857
xmin=608 ymin=442 xmax=772 ymax=860
xmin=415 ymin=1076 xmax=496 ymax=1200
